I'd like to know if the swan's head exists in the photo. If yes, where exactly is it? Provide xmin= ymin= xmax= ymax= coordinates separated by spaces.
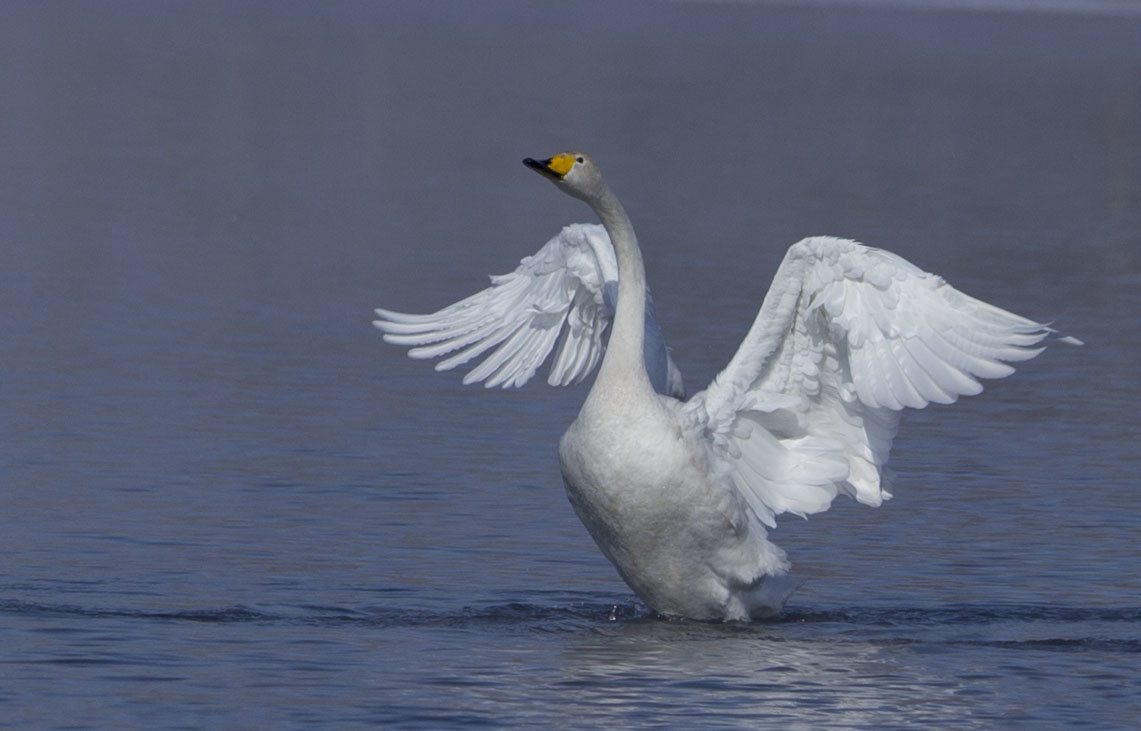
xmin=523 ymin=152 xmax=606 ymax=202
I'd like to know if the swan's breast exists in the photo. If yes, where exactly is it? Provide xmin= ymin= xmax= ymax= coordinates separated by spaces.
xmin=557 ymin=408 xmax=749 ymax=617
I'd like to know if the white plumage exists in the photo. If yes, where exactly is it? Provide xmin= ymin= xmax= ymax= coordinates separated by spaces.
xmin=374 ymin=222 xmax=684 ymax=398
xmin=374 ymin=152 xmax=1078 ymax=621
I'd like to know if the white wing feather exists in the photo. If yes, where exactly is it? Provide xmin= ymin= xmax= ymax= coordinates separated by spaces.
xmin=375 ymin=223 xmax=685 ymax=397
xmin=684 ymin=236 xmax=1078 ymax=529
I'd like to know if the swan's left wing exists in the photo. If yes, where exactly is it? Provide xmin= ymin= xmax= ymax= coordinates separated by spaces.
xmin=375 ymin=223 xmax=684 ymax=396
xmin=683 ymin=236 xmax=1078 ymax=529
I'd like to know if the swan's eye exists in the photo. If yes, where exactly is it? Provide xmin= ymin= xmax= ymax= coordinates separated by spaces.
xmin=576 ymin=156 xmax=584 ymax=164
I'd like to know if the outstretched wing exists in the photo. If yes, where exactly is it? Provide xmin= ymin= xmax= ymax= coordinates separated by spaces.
xmin=683 ymin=236 xmax=1078 ymax=529
xmin=375 ymin=223 xmax=685 ymax=397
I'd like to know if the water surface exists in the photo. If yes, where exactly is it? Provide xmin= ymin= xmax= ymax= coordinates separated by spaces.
xmin=1 ymin=1 xmax=1139 ymax=728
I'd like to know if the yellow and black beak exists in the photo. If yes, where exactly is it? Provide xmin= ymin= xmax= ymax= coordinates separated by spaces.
xmin=523 ymin=153 xmax=576 ymax=180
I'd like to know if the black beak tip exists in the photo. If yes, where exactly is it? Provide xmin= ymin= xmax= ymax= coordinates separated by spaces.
xmin=523 ymin=156 xmax=559 ymax=180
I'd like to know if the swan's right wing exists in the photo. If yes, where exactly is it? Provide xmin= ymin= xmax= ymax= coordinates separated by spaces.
xmin=684 ymin=236 xmax=1078 ymax=530
xmin=375 ymin=223 xmax=684 ymax=396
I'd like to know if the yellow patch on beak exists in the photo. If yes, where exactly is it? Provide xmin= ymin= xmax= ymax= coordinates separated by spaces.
xmin=546 ymin=153 xmax=577 ymax=178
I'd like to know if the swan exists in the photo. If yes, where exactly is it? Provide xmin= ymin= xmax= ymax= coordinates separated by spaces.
xmin=374 ymin=151 xmax=1079 ymax=621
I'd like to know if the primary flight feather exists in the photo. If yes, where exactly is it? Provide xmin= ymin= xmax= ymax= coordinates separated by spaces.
xmin=374 ymin=152 xmax=1078 ymax=621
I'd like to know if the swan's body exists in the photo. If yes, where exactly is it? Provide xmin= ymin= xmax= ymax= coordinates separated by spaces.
xmin=374 ymin=152 xmax=1078 ymax=621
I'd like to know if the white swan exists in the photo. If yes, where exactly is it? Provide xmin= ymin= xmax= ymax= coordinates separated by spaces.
xmin=374 ymin=152 xmax=1079 ymax=621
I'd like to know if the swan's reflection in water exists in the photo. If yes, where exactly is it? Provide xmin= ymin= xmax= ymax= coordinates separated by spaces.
xmin=547 ymin=614 xmax=974 ymax=727
xmin=399 ymin=599 xmax=1133 ymax=728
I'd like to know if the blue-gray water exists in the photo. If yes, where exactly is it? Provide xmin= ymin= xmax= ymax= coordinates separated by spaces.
xmin=2 ymin=1 xmax=1139 ymax=728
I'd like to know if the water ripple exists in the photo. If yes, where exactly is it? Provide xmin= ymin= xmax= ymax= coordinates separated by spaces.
xmin=776 ymin=604 xmax=1141 ymax=626
xmin=3 ymin=597 xmax=1138 ymax=646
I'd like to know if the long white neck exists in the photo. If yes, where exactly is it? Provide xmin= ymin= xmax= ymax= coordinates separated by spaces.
xmin=588 ymin=184 xmax=654 ymax=399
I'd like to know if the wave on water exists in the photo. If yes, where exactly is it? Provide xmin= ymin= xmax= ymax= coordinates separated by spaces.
xmin=777 ymin=603 xmax=1141 ymax=626
xmin=0 ymin=597 xmax=647 ymax=629
xmin=3 ymin=597 xmax=1139 ymax=652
